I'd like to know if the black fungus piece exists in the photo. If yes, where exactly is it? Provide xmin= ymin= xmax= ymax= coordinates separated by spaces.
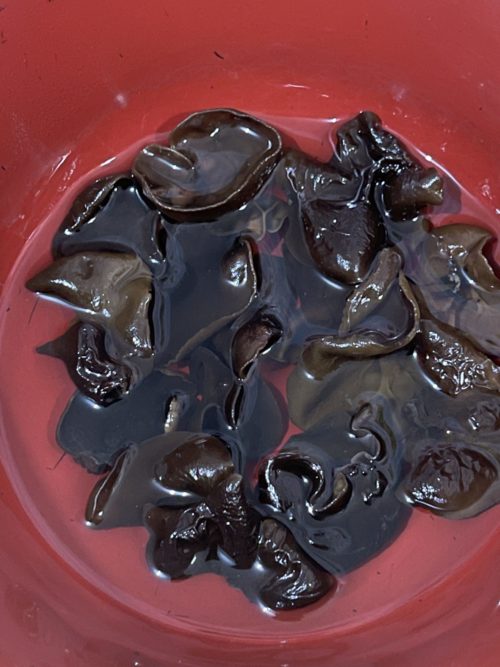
xmin=350 ymin=402 xmax=391 ymax=461
xmin=38 ymin=322 xmax=132 ymax=405
xmin=145 ymin=504 xmax=219 ymax=580
xmin=207 ymin=473 xmax=260 ymax=568
xmin=279 ymin=145 xmax=383 ymax=291
xmin=231 ymin=310 xmax=283 ymax=379
xmin=144 ymin=469 xmax=259 ymax=577
xmin=302 ymin=256 xmax=420 ymax=379
xmin=58 ymin=372 xmax=195 ymax=474
xmin=334 ymin=111 xmax=443 ymax=221
xmin=27 ymin=251 xmax=153 ymax=360
xmin=302 ymin=199 xmax=384 ymax=285
xmin=335 ymin=111 xmax=416 ymax=173
xmin=417 ymin=319 xmax=500 ymax=396
xmin=384 ymin=167 xmax=444 ymax=219
xmin=260 ymin=445 xmax=352 ymax=519
xmin=52 ymin=176 xmax=168 ymax=272
xmin=133 ymin=109 xmax=282 ymax=221
xmin=282 ymin=149 xmax=360 ymax=204
xmin=257 ymin=519 xmax=335 ymax=610
xmin=393 ymin=222 xmax=500 ymax=357
xmin=154 ymin=435 xmax=235 ymax=497
xmin=338 ymin=247 xmax=404 ymax=334
xmin=86 ymin=432 xmax=233 ymax=528
xmin=401 ymin=443 xmax=498 ymax=518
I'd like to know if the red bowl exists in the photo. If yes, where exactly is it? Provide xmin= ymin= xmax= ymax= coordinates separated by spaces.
xmin=2 ymin=1 xmax=500 ymax=665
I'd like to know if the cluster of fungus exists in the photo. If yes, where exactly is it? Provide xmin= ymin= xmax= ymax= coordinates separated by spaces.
xmin=27 ymin=109 xmax=500 ymax=610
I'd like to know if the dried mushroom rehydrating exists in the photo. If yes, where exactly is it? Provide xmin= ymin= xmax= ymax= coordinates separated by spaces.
xmin=133 ymin=109 xmax=282 ymax=221
xmin=26 ymin=108 xmax=500 ymax=612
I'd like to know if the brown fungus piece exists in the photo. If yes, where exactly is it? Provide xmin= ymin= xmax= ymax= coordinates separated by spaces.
xmin=145 ymin=504 xmax=219 ymax=580
xmin=27 ymin=251 xmax=153 ymax=360
xmin=154 ymin=434 xmax=235 ymax=497
xmin=302 ymin=270 xmax=420 ymax=379
xmin=133 ymin=109 xmax=282 ymax=221
xmin=282 ymin=149 xmax=360 ymax=205
xmin=384 ymin=167 xmax=444 ymax=219
xmin=338 ymin=247 xmax=403 ymax=335
xmin=207 ymin=473 xmax=260 ymax=568
xmin=38 ymin=322 xmax=132 ymax=406
xmin=145 ymin=475 xmax=259 ymax=578
xmin=260 ymin=446 xmax=352 ymax=519
xmin=231 ymin=310 xmax=283 ymax=380
xmin=401 ymin=443 xmax=499 ymax=518
xmin=335 ymin=111 xmax=416 ymax=173
xmin=418 ymin=319 xmax=500 ymax=396
xmin=59 ymin=174 xmax=129 ymax=232
xmin=302 ymin=199 xmax=384 ymax=285
xmin=257 ymin=519 xmax=335 ymax=611
xmin=334 ymin=112 xmax=443 ymax=221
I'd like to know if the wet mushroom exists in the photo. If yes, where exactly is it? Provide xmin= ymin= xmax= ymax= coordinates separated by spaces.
xmin=282 ymin=149 xmax=360 ymax=205
xmin=417 ymin=319 xmax=500 ymax=396
xmin=133 ymin=109 xmax=282 ymax=221
xmin=145 ymin=504 xmax=219 ymax=580
xmin=384 ymin=167 xmax=444 ymax=220
xmin=27 ymin=251 xmax=153 ymax=360
xmin=338 ymin=247 xmax=403 ymax=334
xmin=260 ymin=445 xmax=352 ymax=519
xmin=335 ymin=111 xmax=417 ymax=173
xmin=57 ymin=175 xmax=129 ymax=232
xmin=231 ymin=310 xmax=283 ymax=380
xmin=206 ymin=472 xmax=260 ymax=568
xmin=38 ymin=322 xmax=133 ymax=406
xmin=333 ymin=111 xmax=443 ymax=220
xmin=401 ymin=443 xmax=499 ymax=518
xmin=302 ymin=265 xmax=420 ymax=379
xmin=302 ymin=199 xmax=384 ymax=285
xmin=257 ymin=519 xmax=334 ymax=610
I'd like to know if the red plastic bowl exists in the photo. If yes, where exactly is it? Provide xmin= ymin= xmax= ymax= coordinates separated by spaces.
xmin=2 ymin=2 xmax=500 ymax=665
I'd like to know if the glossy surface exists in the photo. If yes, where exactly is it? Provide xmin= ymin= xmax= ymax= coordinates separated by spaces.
xmin=2 ymin=1 xmax=500 ymax=665
xmin=133 ymin=109 xmax=282 ymax=221
xmin=28 ymin=107 xmax=480 ymax=607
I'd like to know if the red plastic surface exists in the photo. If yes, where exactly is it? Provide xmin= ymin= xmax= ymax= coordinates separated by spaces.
xmin=1 ymin=1 xmax=500 ymax=665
